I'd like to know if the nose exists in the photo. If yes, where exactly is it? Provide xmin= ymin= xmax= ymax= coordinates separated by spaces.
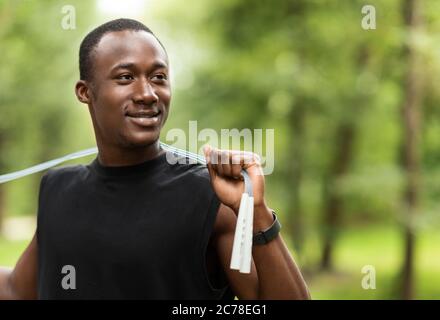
xmin=132 ymin=78 xmax=159 ymax=106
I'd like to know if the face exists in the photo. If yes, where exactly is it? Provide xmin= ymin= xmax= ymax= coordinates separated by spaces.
xmin=77 ymin=30 xmax=171 ymax=149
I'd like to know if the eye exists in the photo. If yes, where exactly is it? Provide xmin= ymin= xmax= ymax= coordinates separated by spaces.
xmin=151 ymin=73 xmax=168 ymax=83
xmin=117 ymin=74 xmax=134 ymax=81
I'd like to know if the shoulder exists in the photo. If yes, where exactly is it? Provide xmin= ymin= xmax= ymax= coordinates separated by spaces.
xmin=44 ymin=164 xmax=88 ymax=180
xmin=163 ymin=151 xmax=211 ymax=187
xmin=40 ymin=164 xmax=89 ymax=191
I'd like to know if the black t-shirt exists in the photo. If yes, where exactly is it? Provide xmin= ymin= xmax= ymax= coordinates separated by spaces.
xmin=37 ymin=150 xmax=232 ymax=299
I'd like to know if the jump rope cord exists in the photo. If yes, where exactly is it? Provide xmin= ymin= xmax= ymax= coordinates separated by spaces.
xmin=0 ymin=142 xmax=254 ymax=273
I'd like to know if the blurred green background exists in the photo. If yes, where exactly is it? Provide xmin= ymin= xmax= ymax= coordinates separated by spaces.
xmin=1 ymin=0 xmax=439 ymax=299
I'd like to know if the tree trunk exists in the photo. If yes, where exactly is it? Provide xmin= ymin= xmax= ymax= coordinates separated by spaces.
xmin=320 ymin=124 xmax=355 ymax=270
xmin=320 ymin=46 xmax=370 ymax=271
xmin=286 ymin=1 xmax=308 ymax=258
xmin=400 ymin=0 xmax=424 ymax=300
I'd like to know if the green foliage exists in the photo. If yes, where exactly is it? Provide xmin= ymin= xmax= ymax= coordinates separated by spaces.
xmin=0 ymin=0 xmax=439 ymax=299
xmin=0 ymin=0 xmax=95 ymax=215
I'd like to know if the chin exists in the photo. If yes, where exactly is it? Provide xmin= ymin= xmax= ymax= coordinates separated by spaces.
xmin=124 ymin=132 xmax=161 ymax=148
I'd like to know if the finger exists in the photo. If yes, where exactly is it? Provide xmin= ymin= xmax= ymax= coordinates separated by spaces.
xmin=203 ymin=145 xmax=217 ymax=181
xmin=228 ymin=150 xmax=258 ymax=165
xmin=228 ymin=150 xmax=255 ymax=179
xmin=221 ymin=150 xmax=232 ymax=177
xmin=242 ymin=152 xmax=260 ymax=169
xmin=203 ymin=144 xmax=211 ymax=163
xmin=231 ymin=154 xmax=242 ymax=179
xmin=213 ymin=148 xmax=224 ymax=177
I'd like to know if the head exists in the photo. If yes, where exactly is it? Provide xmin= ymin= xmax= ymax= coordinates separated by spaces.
xmin=75 ymin=18 xmax=171 ymax=151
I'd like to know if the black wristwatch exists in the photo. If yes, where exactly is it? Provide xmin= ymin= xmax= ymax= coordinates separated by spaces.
xmin=253 ymin=211 xmax=281 ymax=245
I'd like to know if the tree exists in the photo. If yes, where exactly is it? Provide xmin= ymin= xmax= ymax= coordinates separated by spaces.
xmin=0 ymin=0 xmax=95 ymax=228
xmin=399 ymin=0 xmax=424 ymax=300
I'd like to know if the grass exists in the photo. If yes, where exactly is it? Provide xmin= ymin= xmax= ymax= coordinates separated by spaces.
xmin=303 ymin=224 xmax=440 ymax=299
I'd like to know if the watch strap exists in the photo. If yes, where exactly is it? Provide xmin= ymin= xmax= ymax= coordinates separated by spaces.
xmin=253 ymin=211 xmax=281 ymax=245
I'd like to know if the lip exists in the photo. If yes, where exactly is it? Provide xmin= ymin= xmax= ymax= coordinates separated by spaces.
xmin=126 ymin=109 xmax=161 ymax=117
xmin=126 ymin=110 xmax=162 ymax=127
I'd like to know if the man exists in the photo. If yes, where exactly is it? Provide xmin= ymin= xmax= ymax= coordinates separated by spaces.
xmin=0 ymin=18 xmax=309 ymax=300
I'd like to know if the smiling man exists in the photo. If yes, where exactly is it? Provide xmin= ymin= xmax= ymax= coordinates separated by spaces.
xmin=0 ymin=18 xmax=309 ymax=300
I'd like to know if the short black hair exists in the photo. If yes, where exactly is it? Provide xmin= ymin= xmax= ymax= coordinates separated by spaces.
xmin=79 ymin=18 xmax=166 ymax=81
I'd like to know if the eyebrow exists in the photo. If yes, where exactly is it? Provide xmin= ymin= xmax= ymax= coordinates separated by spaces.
xmin=111 ymin=61 xmax=168 ymax=72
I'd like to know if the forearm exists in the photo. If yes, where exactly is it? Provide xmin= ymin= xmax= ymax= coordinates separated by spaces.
xmin=0 ymin=267 xmax=15 ymax=300
xmin=251 ymin=205 xmax=310 ymax=300
xmin=0 ymin=233 xmax=38 ymax=300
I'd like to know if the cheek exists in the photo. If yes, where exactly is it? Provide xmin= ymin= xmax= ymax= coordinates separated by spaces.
xmin=161 ymin=94 xmax=171 ymax=116
xmin=93 ymin=86 xmax=127 ymax=124
xmin=93 ymin=104 xmax=125 ymax=135
xmin=159 ymin=86 xmax=172 ymax=104
xmin=161 ymin=96 xmax=171 ymax=122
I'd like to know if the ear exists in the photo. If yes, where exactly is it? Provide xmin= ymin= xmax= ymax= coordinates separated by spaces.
xmin=75 ymin=80 xmax=92 ymax=104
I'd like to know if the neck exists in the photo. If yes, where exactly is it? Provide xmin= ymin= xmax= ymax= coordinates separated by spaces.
xmin=97 ymin=140 xmax=163 ymax=167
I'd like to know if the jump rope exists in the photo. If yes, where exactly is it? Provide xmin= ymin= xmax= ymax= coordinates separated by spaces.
xmin=0 ymin=142 xmax=254 ymax=274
